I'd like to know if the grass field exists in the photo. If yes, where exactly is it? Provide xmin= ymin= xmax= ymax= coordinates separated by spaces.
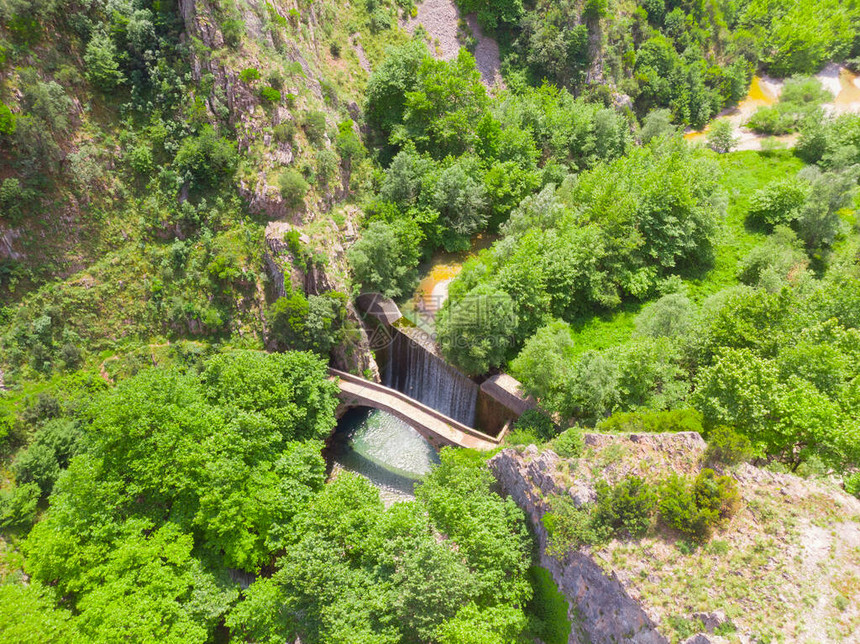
xmin=558 ymin=149 xmax=806 ymax=355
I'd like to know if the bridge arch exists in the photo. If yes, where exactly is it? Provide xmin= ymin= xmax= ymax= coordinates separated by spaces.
xmin=329 ymin=368 xmax=500 ymax=451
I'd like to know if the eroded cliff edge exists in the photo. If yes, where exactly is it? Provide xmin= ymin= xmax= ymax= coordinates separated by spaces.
xmin=490 ymin=433 xmax=860 ymax=643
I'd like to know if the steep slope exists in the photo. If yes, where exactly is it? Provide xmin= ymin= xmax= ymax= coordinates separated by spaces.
xmin=491 ymin=434 xmax=860 ymax=643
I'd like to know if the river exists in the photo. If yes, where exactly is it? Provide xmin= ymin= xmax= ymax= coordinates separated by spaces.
xmin=684 ymin=65 xmax=860 ymax=150
xmin=327 ymin=407 xmax=441 ymax=504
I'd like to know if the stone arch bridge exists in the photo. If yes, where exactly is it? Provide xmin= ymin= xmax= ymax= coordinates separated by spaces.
xmin=328 ymin=368 xmax=501 ymax=450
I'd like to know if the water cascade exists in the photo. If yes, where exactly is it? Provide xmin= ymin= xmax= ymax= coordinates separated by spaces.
xmin=381 ymin=326 xmax=480 ymax=427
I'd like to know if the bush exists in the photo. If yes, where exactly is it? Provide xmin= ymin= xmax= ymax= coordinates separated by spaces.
xmin=658 ymin=470 xmax=740 ymax=541
xmin=259 ymin=87 xmax=281 ymax=103
xmin=597 ymin=409 xmax=704 ymax=434
xmin=693 ymin=469 xmax=741 ymax=522
xmin=278 ymin=169 xmax=309 ymax=209
xmin=12 ymin=443 xmax=59 ymax=496
xmin=267 ymin=70 xmax=285 ymax=90
xmin=707 ymin=120 xmax=737 ymax=153
xmin=705 ymin=426 xmax=754 ymax=466
xmin=594 ymin=476 xmax=657 ymax=538
xmin=542 ymin=496 xmax=608 ymax=556
xmin=513 ymin=409 xmax=557 ymax=442
xmin=84 ymin=31 xmax=124 ymax=91
xmin=0 ymin=482 xmax=40 ymax=529
xmin=845 ymin=472 xmax=860 ymax=498
xmin=266 ymin=288 xmax=347 ymax=353
xmin=0 ymin=178 xmax=28 ymax=222
xmin=348 ymin=218 xmax=423 ymax=299
xmin=222 ymin=18 xmax=244 ymax=47
xmin=301 ymin=110 xmax=328 ymax=146
xmin=173 ymin=126 xmax=238 ymax=189
xmin=239 ymin=67 xmax=261 ymax=83
xmin=316 ymin=149 xmax=340 ymax=185
xmin=128 ymin=143 xmax=154 ymax=175
xmin=747 ymin=178 xmax=809 ymax=228
xmin=0 ymin=103 xmax=15 ymax=136
xmin=551 ymin=427 xmax=584 ymax=458
xmin=273 ymin=121 xmax=296 ymax=143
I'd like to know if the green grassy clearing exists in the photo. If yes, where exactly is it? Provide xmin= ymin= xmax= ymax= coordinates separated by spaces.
xmin=526 ymin=565 xmax=572 ymax=644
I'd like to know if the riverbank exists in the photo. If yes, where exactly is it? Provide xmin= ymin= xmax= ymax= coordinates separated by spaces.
xmin=685 ymin=65 xmax=860 ymax=150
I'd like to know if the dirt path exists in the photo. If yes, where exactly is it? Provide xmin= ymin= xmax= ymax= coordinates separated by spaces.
xmin=403 ymin=0 xmax=502 ymax=86
xmin=350 ymin=33 xmax=372 ymax=74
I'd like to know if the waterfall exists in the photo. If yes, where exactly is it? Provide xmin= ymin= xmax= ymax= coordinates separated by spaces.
xmin=383 ymin=327 xmax=479 ymax=427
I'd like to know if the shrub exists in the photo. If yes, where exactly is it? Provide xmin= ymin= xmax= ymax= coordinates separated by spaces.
xmin=348 ymin=218 xmax=423 ymax=299
xmin=266 ymin=70 xmax=285 ymax=89
xmin=0 ymin=482 xmax=40 ymax=529
xmin=845 ymin=472 xmax=860 ymax=498
xmin=316 ymin=149 xmax=340 ymax=185
xmin=0 ymin=178 xmax=27 ymax=222
xmin=747 ymin=178 xmax=809 ymax=228
xmin=551 ymin=427 xmax=584 ymax=458
xmin=222 ymin=18 xmax=244 ymax=47
xmin=0 ymin=103 xmax=15 ymax=136
xmin=513 ymin=409 xmax=558 ymax=442
xmin=329 ymin=41 xmax=341 ymax=58
xmin=278 ymin=169 xmax=309 ymax=209
xmin=128 ymin=143 xmax=154 ymax=175
xmin=707 ymin=120 xmax=737 ymax=153
xmin=173 ymin=126 xmax=238 ymax=189
xmin=12 ymin=443 xmax=59 ymax=496
xmin=273 ymin=121 xmax=296 ymax=143
xmin=266 ymin=288 xmax=347 ymax=353
xmin=658 ymin=474 xmax=710 ymax=540
xmin=594 ymin=476 xmax=657 ymax=538
xmin=239 ymin=67 xmax=261 ymax=83
xmin=259 ymin=87 xmax=281 ymax=103
xmin=658 ymin=470 xmax=740 ymax=541
xmin=705 ymin=426 xmax=753 ymax=466
xmin=542 ymin=496 xmax=607 ymax=556
xmin=597 ymin=409 xmax=704 ymax=435
xmin=84 ymin=31 xmax=124 ymax=91
xmin=336 ymin=120 xmax=364 ymax=163
xmin=301 ymin=110 xmax=328 ymax=146
xmin=693 ymin=469 xmax=741 ymax=522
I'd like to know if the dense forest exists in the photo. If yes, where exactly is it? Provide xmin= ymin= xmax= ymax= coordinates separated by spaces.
xmin=1 ymin=0 xmax=859 ymax=641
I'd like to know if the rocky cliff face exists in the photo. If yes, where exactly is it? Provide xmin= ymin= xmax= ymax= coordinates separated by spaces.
xmin=490 ymin=433 xmax=860 ymax=644
xmin=264 ymin=220 xmax=380 ymax=380
xmin=491 ymin=443 xmax=670 ymax=644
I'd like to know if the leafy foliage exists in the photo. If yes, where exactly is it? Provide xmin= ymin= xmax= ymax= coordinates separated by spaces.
xmin=227 ymin=450 xmax=533 ymax=644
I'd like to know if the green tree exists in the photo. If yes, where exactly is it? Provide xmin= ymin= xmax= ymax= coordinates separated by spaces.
xmin=84 ymin=31 xmax=125 ymax=91
xmin=364 ymin=40 xmax=427 ymax=145
xmin=278 ymin=169 xmax=310 ymax=209
xmin=398 ymin=50 xmax=489 ymax=158
xmin=707 ymin=119 xmax=737 ymax=153
xmin=174 ymin=126 xmax=238 ymax=190
xmin=438 ymin=284 xmax=518 ymax=375
xmin=511 ymin=319 xmax=574 ymax=413
xmin=348 ymin=219 xmax=424 ymax=298
xmin=267 ymin=288 xmax=347 ymax=354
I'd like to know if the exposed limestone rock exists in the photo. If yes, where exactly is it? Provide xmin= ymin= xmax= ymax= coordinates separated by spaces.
xmin=692 ymin=610 xmax=732 ymax=634
xmin=263 ymin=220 xmax=380 ymax=381
xmin=490 ymin=434 xmax=860 ymax=643
xmin=490 ymin=444 xmax=667 ymax=644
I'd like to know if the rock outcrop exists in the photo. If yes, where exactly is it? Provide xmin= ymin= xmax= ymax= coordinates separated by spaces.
xmin=491 ymin=444 xmax=669 ymax=644
xmin=490 ymin=433 xmax=860 ymax=644
xmin=264 ymin=220 xmax=380 ymax=381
